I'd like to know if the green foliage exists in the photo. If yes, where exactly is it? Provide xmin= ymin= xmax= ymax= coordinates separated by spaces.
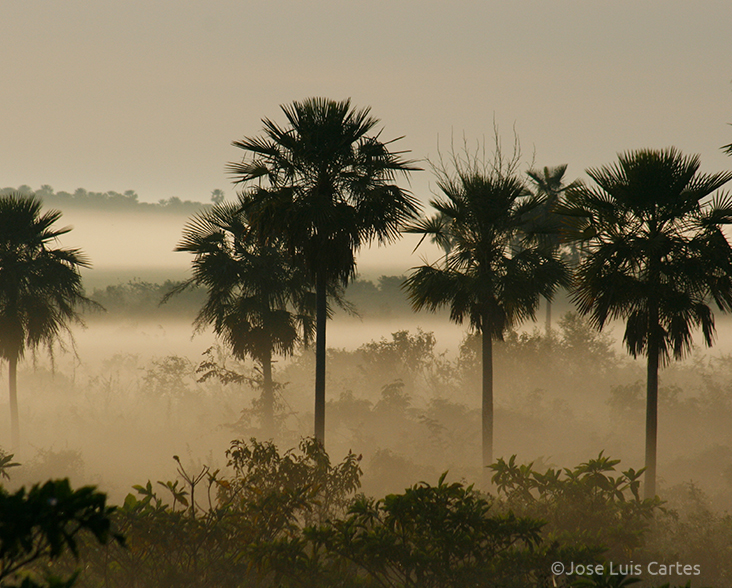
xmin=240 ymin=470 xmax=565 ymax=588
xmin=490 ymin=453 xmax=659 ymax=561
xmin=224 ymin=437 xmax=362 ymax=526
xmin=28 ymin=446 xmax=727 ymax=588
xmin=311 ymin=473 xmax=546 ymax=588
xmin=108 ymin=472 xmax=247 ymax=588
xmin=0 ymin=449 xmax=20 ymax=481
xmin=0 ymin=479 xmax=121 ymax=588
xmin=62 ymin=439 xmax=362 ymax=588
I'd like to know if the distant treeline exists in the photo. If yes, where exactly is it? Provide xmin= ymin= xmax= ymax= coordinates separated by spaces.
xmin=344 ymin=275 xmax=414 ymax=318
xmin=0 ymin=185 xmax=211 ymax=214
xmin=88 ymin=275 xmax=415 ymax=320
xmin=88 ymin=280 xmax=207 ymax=319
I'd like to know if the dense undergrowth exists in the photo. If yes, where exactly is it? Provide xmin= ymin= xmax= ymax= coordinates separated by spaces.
xmin=1 ymin=441 xmax=728 ymax=587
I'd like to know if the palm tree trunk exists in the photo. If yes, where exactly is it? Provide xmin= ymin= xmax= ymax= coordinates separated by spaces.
xmin=261 ymin=348 xmax=274 ymax=438
xmin=545 ymin=296 xmax=552 ymax=334
xmin=314 ymin=271 xmax=327 ymax=444
xmin=482 ymin=325 xmax=494 ymax=478
xmin=8 ymin=357 xmax=19 ymax=449
xmin=644 ymin=308 xmax=660 ymax=500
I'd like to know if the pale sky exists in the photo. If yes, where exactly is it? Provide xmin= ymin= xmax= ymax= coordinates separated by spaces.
xmin=2 ymin=1 xmax=732 ymax=277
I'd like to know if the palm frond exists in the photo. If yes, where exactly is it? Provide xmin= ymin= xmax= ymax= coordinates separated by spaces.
xmin=0 ymin=193 xmax=92 ymax=362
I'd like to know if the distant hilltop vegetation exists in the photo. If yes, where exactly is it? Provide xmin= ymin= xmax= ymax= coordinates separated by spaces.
xmin=0 ymin=185 xmax=212 ymax=214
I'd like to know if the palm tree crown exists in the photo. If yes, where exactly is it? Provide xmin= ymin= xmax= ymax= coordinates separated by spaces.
xmin=0 ymin=193 xmax=92 ymax=448
xmin=565 ymin=148 xmax=732 ymax=360
xmin=229 ymin=97 xmax=421 ymax=281
xmin=525 ymin=164 xmax=581 ymax=331
xmin=562 ymin=147 xmax=732 ymax=498
xmin=228 ymin=97 xmax=421 ymax=442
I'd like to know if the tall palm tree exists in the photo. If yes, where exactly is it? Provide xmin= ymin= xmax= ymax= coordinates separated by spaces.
xmin=525 ymin=165 xmax=580 ymax=332
xmin=404 ymin=157 xmax=569 ymax=473
xmin=0 ymin=193 xmax=92 ymax=449
xmin=561 ymin=148 xmax=732 ymax=498
xmin=228 ymin=97 xmax=421 ymax=443
xmin=168 ymin=203 xmax=314 ymax=436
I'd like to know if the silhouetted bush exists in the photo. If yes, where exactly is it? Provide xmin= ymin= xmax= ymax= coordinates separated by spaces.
xmin=0 ymin=478 xmax=121 ymax=588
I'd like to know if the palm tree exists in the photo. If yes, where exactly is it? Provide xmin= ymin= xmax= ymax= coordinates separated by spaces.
xmin=0 ymin=193 xmax=92 ymax=449
xmin=525 ymin=165 xmax=580 ymax=332
xmin=228 ymin=97 xmax=421 ymax=443
xmin=562 ymin=148 xmax=732 ymax=498
xmin=168 ymin=203 xmax=314 ymax=436
xmin=404 ymin=155 xmax=569 ymax=473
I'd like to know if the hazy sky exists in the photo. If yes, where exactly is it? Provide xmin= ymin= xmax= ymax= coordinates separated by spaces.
xmin=3 ymin=1 xmax=730 ymax=201
xmin=2 ymin=1 xmax=732 ymax=280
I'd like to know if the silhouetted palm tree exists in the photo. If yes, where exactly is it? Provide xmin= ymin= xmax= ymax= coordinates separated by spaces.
xmin=0 ymin=194 xmax=92 ymax=448
xmin=562 ymin=148 xmax=732 ymax=498
xmin=169 ymin=203 xmax=314 ymax=435
xmin=526 ymin=165 xmax=580 ymax=332
xmin=228 ymin=97 xmax=421 ymax=443
xmin=404 ymin=156 xmax=569 ymax=472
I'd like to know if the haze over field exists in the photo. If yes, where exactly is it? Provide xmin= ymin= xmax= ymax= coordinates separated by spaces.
xmin=2 ymin=1 xmax=730 ymax=205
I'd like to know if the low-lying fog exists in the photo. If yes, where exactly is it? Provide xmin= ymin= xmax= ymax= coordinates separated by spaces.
xmin=3 ymin=285 xmax=732 ymax=515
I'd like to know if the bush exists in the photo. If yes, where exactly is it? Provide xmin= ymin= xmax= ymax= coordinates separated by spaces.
xmin=490 ymin=453 xmax=659 ymax=562
xmin=0 ymin=479 xmax=120 ymax=588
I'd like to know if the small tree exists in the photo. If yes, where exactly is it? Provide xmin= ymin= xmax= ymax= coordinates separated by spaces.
xmin=210 ymin=189 xmax=225 ymax=204
xmin=301 ymin=474 xmax=545 ymax=588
